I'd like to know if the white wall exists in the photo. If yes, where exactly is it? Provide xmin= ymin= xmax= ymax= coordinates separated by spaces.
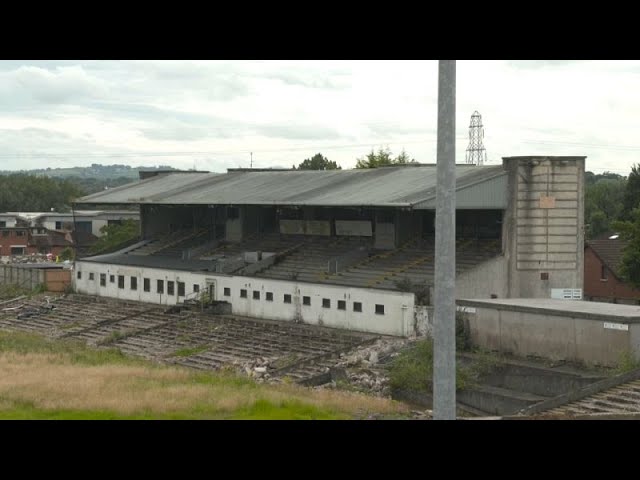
xmin=91 ymin=219 xmax=108 ymax=236
xmin=73 ymin=261 xmax=415 ymax=336
xmin=0 ymin=216 xmax=17 ymax=227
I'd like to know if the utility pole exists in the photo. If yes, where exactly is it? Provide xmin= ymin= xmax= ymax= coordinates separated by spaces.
xmin=433 ymin=60 xmax=456 ymax=420
xmin=250 ymin=152 xmax=253 ymax=168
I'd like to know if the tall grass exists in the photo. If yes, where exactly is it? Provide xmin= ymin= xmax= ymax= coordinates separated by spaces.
xmin=0 ymin=332 xmax=408 ymax=419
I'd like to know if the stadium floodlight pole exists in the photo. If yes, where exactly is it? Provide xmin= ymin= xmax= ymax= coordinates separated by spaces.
xmin=433 ymin=60 xmax=456 ymax=420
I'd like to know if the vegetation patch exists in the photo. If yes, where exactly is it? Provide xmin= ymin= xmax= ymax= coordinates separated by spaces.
xmin=0 ymin=283 xmax=31 ymax=300
xmin=615 ymin=350 xmax=640 ymax=375
xmin=97 ymin=330 xmax=129 ymax=346
xmin=0 ymin=331 xmax=408 ymax=420
xmin=172 ymin=345 xmax=209 ymax=357
xmin=388 ymin=339 xmax=502 ymax=393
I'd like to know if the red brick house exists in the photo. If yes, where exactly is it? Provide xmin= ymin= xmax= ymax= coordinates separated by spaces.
xmin=584 ymin=237 xmax=640 ymax=305
xmin=0 ymin=227 xmax=72 ymax=258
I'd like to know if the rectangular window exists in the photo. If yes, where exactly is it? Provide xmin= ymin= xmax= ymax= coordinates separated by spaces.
xmin=75 ymin=221 xmax=92 ymax=233
xmin=240 ymin=289 xmax=247 ymax=298
xmin=157 ymin=279 xmax=164 ymax=294
xmin=375 ymin=304 xmax=385 ymax=315
xmin=193 ymin=284 xmax=200 ymax=293
xmin=131 ymin=276 xmax=137 ymax=291
xmin=284 ymin=294 xmax=292 ymax=304
xmin=353 ymin=302 xmax=362 ymax=312
xmin=143 ymin=278 xmax=150 ymax=292
xmin=601 ymin=265 xmax=608 ymax=281
xmin=77 ymin=271 xmax=82 ymax=280
xmin=177 ymin=282 xmax=185 ymax=297
xmin=110 ymin=275 xmax=115 ymax=284
xmin=89 ymin=273 xmax=94 ymax=281
xmin=16 ymin=230 xmax=25 ymax=237
xmin=266 ymin=292 xmax=273 ymax=302
xmin=167 ymin=281 xmax=175 ymax=295
xmin=2 ymin=231 xmax=9 ymax=237
xmin=55 ymin=221 xmax=62 ymax=230
xmin=338 ymin=300 xmax=346 ymax=310
xmin=0 ymin=221 xmax=5 ymax=227
xmin=303 ymin=296 xmax=311 ymax=306
xmin=253 ymin=290 xmax=260 ymax=300
xmin=224 ymin=287 xmax=231 ymax=297
xmin=10 ymin=247 xmax=25 ymax=255
xmin=322 ymin=298 xmax=331 ymax=309
xmin=100 ymin=274 xmax=106 ymax=287
xmin=118 ymin=275 xmax=125 ymax=289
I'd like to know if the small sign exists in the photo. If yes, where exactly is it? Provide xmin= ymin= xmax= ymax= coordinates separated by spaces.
xmin=604 ymin=322 xmax=629 ymax=331
xmin=457 ymin=306 xmax=476 ymax=314
xmin=539 ymin=195 xmax=556 ymax=208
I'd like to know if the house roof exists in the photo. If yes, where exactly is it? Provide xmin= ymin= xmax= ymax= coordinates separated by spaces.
xmin=74 ymin=164 xmax=508 ymax=209
xmin=586 ymin=237 xmax=628 ymax=279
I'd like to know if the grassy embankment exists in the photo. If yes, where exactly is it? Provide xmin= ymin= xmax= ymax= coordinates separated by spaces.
xmin=0 ymin=331 xmax=409 ymax=420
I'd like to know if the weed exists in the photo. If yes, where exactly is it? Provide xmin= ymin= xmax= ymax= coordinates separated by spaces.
xmin=388 ymin=339 xmax=502 ymax=393
xmin=97 ymin=330 xmax=127 ymax=346
xmin=172 ymin=346 xmax=208 ymax=357
xmin=615 ymin=350 xmax=640 ymax=374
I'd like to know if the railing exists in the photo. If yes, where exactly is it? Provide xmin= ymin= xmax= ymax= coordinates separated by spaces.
xmin=326 ymin=246 xmax=370 ymax=274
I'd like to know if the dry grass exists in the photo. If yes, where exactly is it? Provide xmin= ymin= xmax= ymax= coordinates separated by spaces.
xmin=0 ymin=332 xmax=408 ymax=419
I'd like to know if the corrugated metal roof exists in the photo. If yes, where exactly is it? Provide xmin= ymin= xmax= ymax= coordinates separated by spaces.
xmin=76 ymin=165 xmax=507 ymax=209
xmin=415 ymin=173 xmax=508 ymax=209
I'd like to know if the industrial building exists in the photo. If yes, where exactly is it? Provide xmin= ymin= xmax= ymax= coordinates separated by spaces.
xmin=72 ymin=156 xmax=585 ymax=337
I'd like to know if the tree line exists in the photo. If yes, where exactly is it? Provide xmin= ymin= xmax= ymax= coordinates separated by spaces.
xmin=294 ymin=147 xmax=415 ymax=171
xmin=0 ymin=174 xmax=86 ymax=213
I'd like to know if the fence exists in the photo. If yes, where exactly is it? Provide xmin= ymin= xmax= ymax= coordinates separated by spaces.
xmin=0 ymin=265 xmax=71 ymax=292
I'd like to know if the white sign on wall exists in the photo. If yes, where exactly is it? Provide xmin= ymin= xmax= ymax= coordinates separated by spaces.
xmin=603 ymin=322 xmax=629 ymax=331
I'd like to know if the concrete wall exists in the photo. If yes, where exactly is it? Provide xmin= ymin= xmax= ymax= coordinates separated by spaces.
xmin=466 ymin=305 xmax=639 ymax=367
xmin=502 ymin=156 xmax=585 ymax=298
xmin=226 ymin=217 xmax=243 ymax=242
xmin=73 ymin=261 xmax=415 ymax=336
xmin=584 ymin=246 xmax=640 ymax=303
xmin=0 ymin=265 xmax=45 ymax=290
xmin=456 ymin=255 xmax=509 ymax=300
xmin=375 ymin=222 xmax=395 ymax=249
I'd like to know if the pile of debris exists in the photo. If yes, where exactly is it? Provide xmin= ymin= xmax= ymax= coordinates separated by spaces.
xmin=233 ymin=356 xmax=279 ymax=382
xmin=336 ymin=337 xmax=412 ymax=368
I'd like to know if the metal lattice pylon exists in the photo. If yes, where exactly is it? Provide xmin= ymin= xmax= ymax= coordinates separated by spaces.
xmin=465 ymin=111 xmax=487 ymax=165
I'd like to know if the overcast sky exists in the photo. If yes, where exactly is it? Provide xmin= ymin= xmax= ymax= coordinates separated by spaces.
xmin=0 ymin=60 xmax=637 ymax=175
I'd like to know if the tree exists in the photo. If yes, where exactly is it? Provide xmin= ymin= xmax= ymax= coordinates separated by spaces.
xmin=296 ymin=153 xmax=341 ymax=170
xmin=0 ymin=174 xmax=85 ymax=213
xmin=355 ymin=147 xmax=416 ymax=169
xmin=621 ymin=164 xmax=640 ymax=220
xmin=584 ymin=177 xmax=626 ymax=239
xmin=90 ymin=219 xmax=140 ymax=255
xmin=612 ymin=208 xmax=640 ymax=289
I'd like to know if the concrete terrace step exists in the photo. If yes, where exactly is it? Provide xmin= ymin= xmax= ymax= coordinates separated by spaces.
xmin=457 ymin=384 xmax=549 ymax=416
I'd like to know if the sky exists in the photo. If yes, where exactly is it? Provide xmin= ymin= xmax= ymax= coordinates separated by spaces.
xmin=0 ymin=60 xmax=637 ymax=175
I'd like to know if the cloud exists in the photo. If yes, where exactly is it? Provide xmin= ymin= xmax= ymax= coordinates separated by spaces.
xmin=255 ymin=124 xmax=344 ymax=140
xmin=505 ymin=60 xmax=585 ymax=69
xmin=6 ymin=65 xmax=108 ymax=104
xmin=142 ymin=122 xmax=235 ymax=141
